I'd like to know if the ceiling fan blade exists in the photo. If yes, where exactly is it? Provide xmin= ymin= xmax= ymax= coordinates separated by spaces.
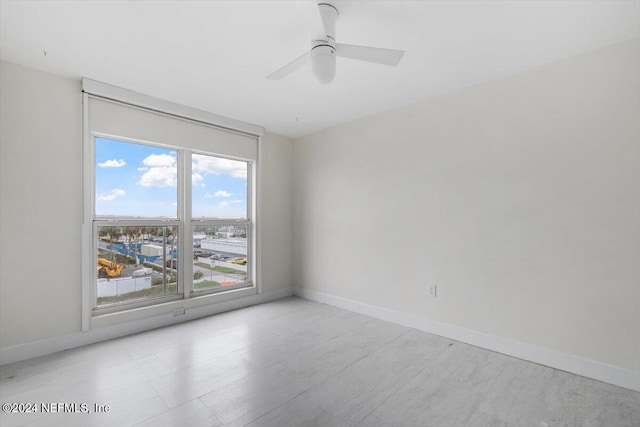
xmin=335 ymin=43 xmax=405 ymax=66
xmin=267 ymin=51 xmax=312 ymax=80
xmin=317 ymin=3 xmax=338 ymax=38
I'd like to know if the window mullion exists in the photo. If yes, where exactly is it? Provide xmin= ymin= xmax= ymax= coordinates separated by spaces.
xmin=182 ymin=150 xmax=193 ymax=297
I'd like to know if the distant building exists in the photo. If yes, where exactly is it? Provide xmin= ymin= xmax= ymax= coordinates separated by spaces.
xmin=201 ymin=238 xmax=247 ymax=255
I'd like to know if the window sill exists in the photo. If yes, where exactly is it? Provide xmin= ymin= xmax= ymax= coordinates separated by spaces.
xmin=90 ymin=285 xmax=257 ymax=329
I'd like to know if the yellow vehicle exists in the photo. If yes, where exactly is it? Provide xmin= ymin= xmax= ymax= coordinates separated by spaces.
xmin=97 ymin=257 xmax=124 ymax=278
xmin=229 ymin=257 xmax=247 ymax=265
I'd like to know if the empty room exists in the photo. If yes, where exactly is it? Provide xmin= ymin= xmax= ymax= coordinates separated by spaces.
xmin=0 ymin=1 xmax=639 ymax=426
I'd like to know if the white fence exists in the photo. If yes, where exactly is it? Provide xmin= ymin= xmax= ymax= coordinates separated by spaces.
xmin=97 ymin=276 xmax=152 ymax=297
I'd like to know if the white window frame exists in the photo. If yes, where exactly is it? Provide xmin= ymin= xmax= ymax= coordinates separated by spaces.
xmin=90 ymin=133 xmax=186 ymax=315
xmin=187 ymin=150 xmax=254 ymax=297
xmin=81 ymin=80 xmax=263 ymax=331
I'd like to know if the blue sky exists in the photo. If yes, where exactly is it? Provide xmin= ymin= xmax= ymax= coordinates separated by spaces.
xmin=95 ymin=137 xmax=247 ymax=218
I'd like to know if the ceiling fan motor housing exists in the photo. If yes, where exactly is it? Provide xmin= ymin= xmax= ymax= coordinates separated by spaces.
xmin=311 ymin=41 xmax=336 ymax=84
xmin=312 ymin=4 xmax=339 ymax=84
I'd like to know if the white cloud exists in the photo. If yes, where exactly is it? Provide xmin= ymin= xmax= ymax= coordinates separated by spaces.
xmin=97 ymin=188 xmax=126 ymax=201
xmin=139 ymin=166 xmax=177 ymax=187
xmin=192 ymin=173 xmax=204 ymax=187
xmin=205 ymin=190 xmax=232 ymax=198
xmin=138 ymin=153 xmax=178 ymax=187
xmin=230 ymin=199 xmax=242 ymax=204
xmin=98 ymin=159 xmax=126 ymax=168
xmin=217 ymin=201 xmax=230 ymax=208
xmin=193 ymin=155 xmax=247 ymax=178
xmin=143 ymin=153 xmax=176 ymax=167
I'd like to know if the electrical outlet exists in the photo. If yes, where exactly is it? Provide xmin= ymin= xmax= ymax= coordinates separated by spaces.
xmin=173 ymin=307 xmax=186 ymax=317
xmin=428 ymin=285 xmax=437 ymax=297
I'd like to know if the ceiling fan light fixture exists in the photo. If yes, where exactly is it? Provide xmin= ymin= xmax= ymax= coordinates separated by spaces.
xmin=311 ymin=45 xmax=336 ymax=84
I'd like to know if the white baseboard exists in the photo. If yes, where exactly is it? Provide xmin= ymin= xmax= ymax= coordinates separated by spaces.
xmin=0 ymin=287 xmax=293 ymax=366
xmin=293 ymin=287 xmax=640 ymax=392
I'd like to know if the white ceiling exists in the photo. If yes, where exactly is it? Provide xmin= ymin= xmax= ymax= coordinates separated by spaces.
xmin=1 ymin=1 xmax=638 ymax=138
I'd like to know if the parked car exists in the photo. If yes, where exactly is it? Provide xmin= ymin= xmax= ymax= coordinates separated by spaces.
xmin=193 ymin=249 xmax=208 ymax=259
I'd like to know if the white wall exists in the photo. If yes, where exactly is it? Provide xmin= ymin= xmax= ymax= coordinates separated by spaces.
xmin=0 ymin=61 xmax=293 ymax=350
xmin=261 ymin=132 xmax=294 ymax=292
xmin=0 ymin=61 xmax=83 ymax=348
xmin=293 ymin=38 xmax=640 ymax=373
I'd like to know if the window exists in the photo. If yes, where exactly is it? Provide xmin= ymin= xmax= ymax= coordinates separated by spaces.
xmin=94 ymin=137 xmax=182 ymax=309
xmin=96 ymin=224 xmax=179 ymax=306
xmin=194 ymin=224 xmax=248 ymax=291
xmin=191 ymin=153 xmax=250 ymax=293
xmin=92 ymin=137 xmax=252 ymax=312
xmin=82 ymin=83 xmax=261 ymax=325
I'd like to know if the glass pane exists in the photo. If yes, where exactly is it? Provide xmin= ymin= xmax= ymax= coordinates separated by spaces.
xmin=95 ymin=137 xmax=177 ymax=218
xmin=193 ymin=225 xmax=248 ymax=292
xmin=96 ymin=225 xmax=179 ymax=306
xmin=192 ymin=154 xmax=248 ymax=219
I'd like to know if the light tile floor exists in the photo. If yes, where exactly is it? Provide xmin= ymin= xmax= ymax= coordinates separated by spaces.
xmin=1 ymin=297 xmax=638 ymax=426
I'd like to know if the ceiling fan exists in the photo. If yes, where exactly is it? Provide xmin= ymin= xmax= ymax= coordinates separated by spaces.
xmin=267 ymin=2 xmax=405 ymax=84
